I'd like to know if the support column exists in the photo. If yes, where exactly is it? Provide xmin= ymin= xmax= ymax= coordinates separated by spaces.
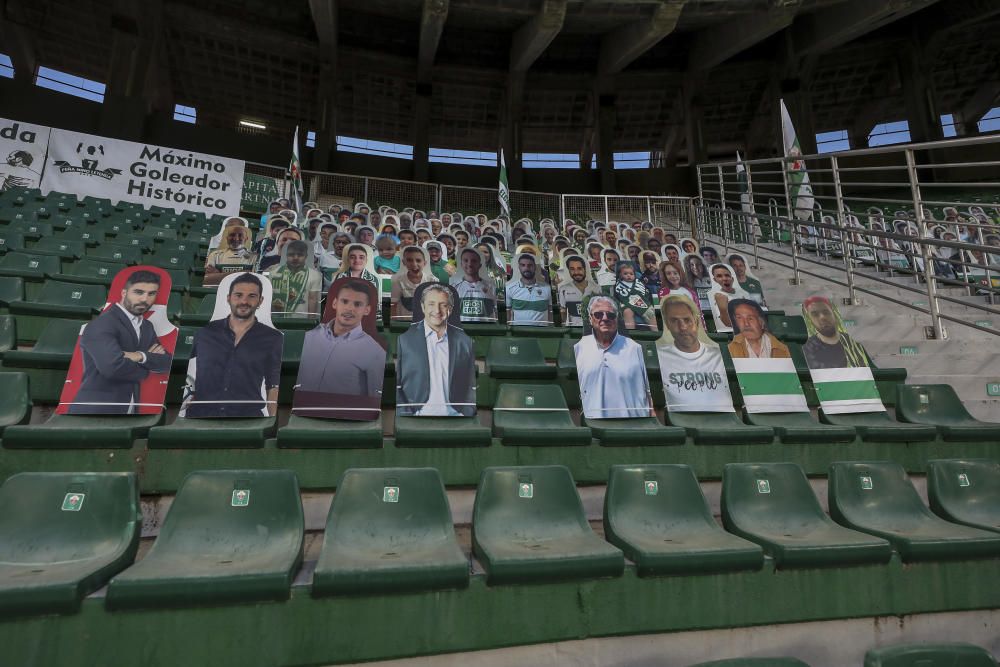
xmin=898 ymin=37 xmax=941 ymax=144
xmin=682 ymin=77 xmax=706 ymax=169
xmin=313 ymin=63 xmax=338 ymax=171
xmin=413 ymin=84 xmax=432 ymax=183
xmin=596 ymin=92 xmax=616 ymax=194
xmin=501 ymin=73 xmax=525 ymax=190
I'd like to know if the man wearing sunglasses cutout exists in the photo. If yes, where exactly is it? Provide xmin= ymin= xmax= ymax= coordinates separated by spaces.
xmin=574 ymin=296 xmax=654 ymax=419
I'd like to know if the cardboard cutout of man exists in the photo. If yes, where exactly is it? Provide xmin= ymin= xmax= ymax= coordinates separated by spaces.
xmin=574 ymin=296 xmax=653 ymax=419
xmin=391 ymin=245 xmax=437 ymax=320
xmin=183 ymin=272 xmax=283 ymax=417
xmin=397 ymin=283 xmax=476 ymax=417
xmin=204 ymin=222 xmax=256 ymax=286
xmin=450 ymin=247 xmax=497 ymax=323
xmin=727 ymin=299 xmax=790 ymax=359
xmin=505 ymin=250 xmax=552 ymax=326
xmin=708 ymin=262 xmax=752 ymax=333
xmin=63 ymin=267 xmax=175 ymax=415
xmin=656 ymin=294 xmax=735 ymax=412
xmin=558 ymin=253 xmax=600 ymax=327
xmin=267 ymin=239 xmax=322 ymax=317
xmin=801 ymin=295 xmax=869 ymax=369
xmin=294 ymin=277 xmax=386 ymax=420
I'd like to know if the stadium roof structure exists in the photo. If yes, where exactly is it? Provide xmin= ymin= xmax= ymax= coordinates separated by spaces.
xmin=2 ymin=0 xmax=999 ymax=167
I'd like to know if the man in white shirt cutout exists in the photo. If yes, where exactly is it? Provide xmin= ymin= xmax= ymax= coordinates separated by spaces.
xmin=574 ymin=296 xmax=653 ymax=419
xmin=657 ymin=295 xmax=734 ymax=412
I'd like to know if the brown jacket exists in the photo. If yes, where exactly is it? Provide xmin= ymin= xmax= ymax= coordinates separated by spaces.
xmin=728 ymin=332 xmax=791 ymax=359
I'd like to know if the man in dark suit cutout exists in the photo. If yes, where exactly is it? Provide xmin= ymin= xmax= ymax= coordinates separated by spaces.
xmin=397 ymin=284 xmax=475 ymax=416
xmin=68 ymin=270 xmax=171 ymax=414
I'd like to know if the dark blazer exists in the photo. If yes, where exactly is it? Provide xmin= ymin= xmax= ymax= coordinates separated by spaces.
xmin=69 ymin=305 xmax=172 ymax=414
xmin=396 ymin=321 xmax=475 ymax=416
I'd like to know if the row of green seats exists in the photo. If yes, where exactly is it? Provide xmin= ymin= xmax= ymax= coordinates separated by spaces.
xmin=1 ymin=460 xmax=997 ymax=618
xmin=688 ymin=644 xmax=998 ymax=667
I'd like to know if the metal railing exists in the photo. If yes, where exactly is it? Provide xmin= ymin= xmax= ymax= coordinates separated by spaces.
xmin=694 ymin=134 xmax=1000 ymax=340
xmin=241 ymin=161 xmax=693 ymax=228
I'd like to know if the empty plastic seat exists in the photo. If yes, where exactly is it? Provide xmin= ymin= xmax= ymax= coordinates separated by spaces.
xmin=87 ymin=243 xmax=142 ymax=265
xmin=57 ymin=225 xmax=105 ymax=246
xmin=277 ymin=414 xmax=383 ymax=448
xmin=0 ymin=372 xmax=30 ymax=435
xmin=926 ymin=459 xmax=1000 ymax=533
xmin=0 ymin=251 xmax=60 ymax=280
xmin=582 ymin=415 xmax=686 ymax=447
xmin=3 ymin=414 xmax=162 ymax=449
xmin=473 ymin=465 xmax=624 ymax=584
xmin=7 ymin=220 xmax=52 ymax=240
xmin=0 ymin=472 xmax=140 ymax=616
xmin=767 ymin=314 xmax=808 ymax=343
xmin=722 ymin=462 xmax=892 ymax=568
xmin=176 ymin=294 xmax=214 ymax=326
xmin=149 ymin=251 xmax=195 ymax=271
xmin=28 ymin=237 xmax=84 ymax=261
xmin=147 ymin=416 xmax=277 ymax=449
xmin=492 ymin=384 xmax=592 ymax=446
xmin=744 ymin=411 xmax=855 ymax=444
xmin=689 ymin=659 xmax=812 ymax=667
xmin=485 ymin=337 xmax=557 ymax=379
xmin=118 ymin=236 xmax=155 ymax=253
xmin=0 ymin=276 xmax=24 ymax=306
xmin=666 ymin=410 xmax=773 ymax=446
xmin=394 ymin=413 xmax=492 ymax=447
xmin=863 ymin=642 xmax=998 ymax=667
xmin=106 ymin=470 xmax=303 ymax=609
xmin=819 ymin=409 xmax=937 ymax=442
xmin=604 ymin=465 xmax=763 ymax=576
xmin=52 ymin=259 xmax=127 ymax=286
xmin=9 ymin=281 xmax=105 ymax=319
xmin=0 ymin=314 xmax=15 ymax=352
xmin=896 ymin=384 xmax=1000 ymax=441
xmin=312 ymin=467 xmax=468 ymax=595
xmin=1 ymin=318 xmax=80 ymax=368
xmin=0 ymin=229 xmax=25 ymax=254
xmin=828 ymin=461 xmax=1000 ymax=561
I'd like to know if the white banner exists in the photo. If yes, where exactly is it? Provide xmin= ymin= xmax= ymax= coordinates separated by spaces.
xmin=42 ymin=128 xmax=244 ymax=217
xmin=0 ymin=118 xmax=50 ymax=191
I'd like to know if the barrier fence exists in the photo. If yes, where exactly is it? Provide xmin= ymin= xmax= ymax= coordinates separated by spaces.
xmin=694 ymin=134 xmax=1000 ymax=340
xmin=241 ymin=161 xmax=692 ymax=229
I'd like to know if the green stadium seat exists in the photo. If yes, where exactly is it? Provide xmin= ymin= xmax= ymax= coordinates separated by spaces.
xmin=118 ymin=236 xmax=156 ymax=253
xmin=28 ymin=237 xmax=84 ymax=261
xmin=52 ymin=259 xmax=127 ymax=286
xmin=926 ymin=459 xmax=1000 ymax=533
xmin=148 ymin=416 xmax=277 ymax=449
xmin=0 ymin=229 xmax=25 ymax=254
xmin=0 ymin=251 xmax=60 ymax=280
xmin=177 ymin=294 xmax=214 ymax=326
xmin=744 ymin=411 xmax=855 ymax=444
xmin=603 ymin=465 xmax=764 ymax=576
xmin=137 ymin=226 xmax=177 ymax=241
xmin=485 ymin=337 xmax=557 ymax=379
xmin=0 ymin=276 xmax=24 ymax=306
xmin=581 ymin=416 xmax=686 ymax=446
xmin=106 ymin=469 xmax=303 ymax=609
xmin=0 ymin=472 xmax=141 ymax=616
xmin=863 ymin=642 xmax=998 ymax=667
xmin=8 ymin=220 xmax=53 ymax=241
xmin=766 ymin=314 xmax=808 ymax=343
xmin=394 ymin=414 xmax=492 ymax=447
xmin=157 ymin=240 xmax=202 ymax=258
xmin=87 ymin=243 xmax=142 ymax=265
xmin=828 ymin=461 xmax=1000 ymax=561
xmin=818 ymin=409 xmax=937 ymax=442
xmin=1 ymin=318 xmax=80 ymax=368
xmin=472 ymin=465 xmax=624 ymax=584
xmin=666 ymin=410 xmax=773 ymax=445
xmin=312 ymin=467 xmax=469 ymax=595
xmin=9 ymin=281 xmax=105 ymax=319
xmin=689 ymin=659 xmax=812 ymax=667
xmin=0 ymin=372 xmax=30 ymax=435
xmin=896 ymin=384 xmax=1000 ymax=441
xmin=721 ymin=462 xmax=893 ymax=568
xmin=492 ymin=384 xmax=592 ymax=446
xmin=148 ymin=251 xmax=195 ymax=272
xmin=0 ymin=314 xmax=15 ymax=352
xmin=3 ymin=414 xmax=162 ymax=449
xmin=163 ymin=268 xmax=191 ymax=292
xmin=276 ymin=414 xmax=383 ymax=448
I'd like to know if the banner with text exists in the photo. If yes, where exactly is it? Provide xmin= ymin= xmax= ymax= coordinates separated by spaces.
xmin=0 ymin=117 xmax=50 ymax=191
xmin=42 ymin=128 xmax=244 ymax=216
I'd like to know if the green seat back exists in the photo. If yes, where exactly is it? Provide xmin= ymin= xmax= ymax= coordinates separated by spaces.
xmin=30 ymin=281 xmax=106 ymax=310
xmin=163 ymin=268 xmax=190 ymax=291
xmin=64 ymin=259 xmax=127 ymax=283
xmin=312 ymin=467 xmax=468 ymax=595
xmin=118 ymin=236 xmax=155 ymax=252
xmin=58 ymin=226 xmax=106 ymax=245
xmin=0 ymin=472 xmax=140 ymax=616
xmin=927 ymin=459 xmax=1000 ymax=533
xmin=897 ymin=384 xmax=981 ymax=427
xmin=87 ymin=243 xmax=142 ymax=265
xmin=0 ymin=229 xmax=25 ymax=253
xmin=0 ymin=276 xmax=24 ymax=304
xmin=149 ymin=252 xmax=194 ymax=271
xmin=137 ymin=226 xmax=177 ymax=241
xmin=106 ymin=469 xmax=303 ymax=609
xmin=33 ymin=319 xmax=84 ymax=355
xmin=8 ymin=220 xmax=53 ymax=238
xmin=472 ymin=465 xmax=623 ymax=584
xmin=767 ymin=314 xmax=808 ymax=342
xmin=486 ymin=337 xmax=555 ymax=379
xmin=0 ymin=314 xmax=15 ymax=352
xmin=690 ymin=659 xmax=812 ymax=667
xmin=494 ymin=383 xmax=568 ymax=411
xmin=863 ymin=642 xmax=998 ymax=667
xmin=30 ymin=237 xmax=84 ymax=259
xmin=0 ymin=372 xmax=30 ymax=432
xmin=0 ymin=251 xmax=60 ymax=277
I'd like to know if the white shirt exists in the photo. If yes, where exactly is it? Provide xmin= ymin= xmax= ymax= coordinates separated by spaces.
xmin=115 ymin=303 xmax=145 ymax=413
xmin=709 ymin=284 xmax=752 ymax=333
xmin=656 ymin=341 xmax=735 ymax=412
xmin=575 ymin=334 xmax=651 ymax=419
xmin=418 ymin=321 xmax=459 ymax=416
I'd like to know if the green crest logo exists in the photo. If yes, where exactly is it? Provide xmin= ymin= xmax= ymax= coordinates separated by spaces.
xmin=231 ymin=489 xmax=250 ymax=507
xmin=958 ymin=473 xmax=970 ymax=487
xmin=756 ymin=479 xmax=770 ymax=494
xmin=383 ymin=486 xmax=399 ymax=503
xmin=518 ymin=483 xmax=533 ymax=499
xmin=644 ymin=480 xmax=658 ymax=496
xmin=860 ymin=476 xmax=873 ymax=490
xmin=61 ymin=492 xmax=85 ymax=511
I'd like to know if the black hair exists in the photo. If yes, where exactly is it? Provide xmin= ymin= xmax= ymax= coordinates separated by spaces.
xmin=229 ymin=272 xmax=263 ymax=296
xmin=286 ymin=240 xmax=309 ymax=255
xmin=125 ymin=270 xmax=161 ymax=288
xmin=338 ymin=279 xmax=373 ymax=304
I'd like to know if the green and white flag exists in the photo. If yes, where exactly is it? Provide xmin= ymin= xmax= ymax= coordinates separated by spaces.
xmin=733 ymin=357 xmax=809 ymax=413
xmin=289 ymin=125 xmax=304 ymax=214
xmin=780 ymin=99 xmax=814 ymax=221
xmin=498 ymin=148 xmax=511 ymax=220
xmin=736 ymin=151 xmax=752 ymax=215
xmin=809 ymin=366 xmax=884 ymax=414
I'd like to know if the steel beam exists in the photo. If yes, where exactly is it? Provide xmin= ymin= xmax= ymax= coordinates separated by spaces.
xmin=509 ymin=0 xmax=566 ymax=73
xmin=689 ymin=6 xmax=797 ymax=71
xmin=417 ymin=0 xmax=448 ymax=83
xmin=796 ymin=0 xmax=940 ymax=56
xmin=597 ymin=0 xmax=686 ymax=75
